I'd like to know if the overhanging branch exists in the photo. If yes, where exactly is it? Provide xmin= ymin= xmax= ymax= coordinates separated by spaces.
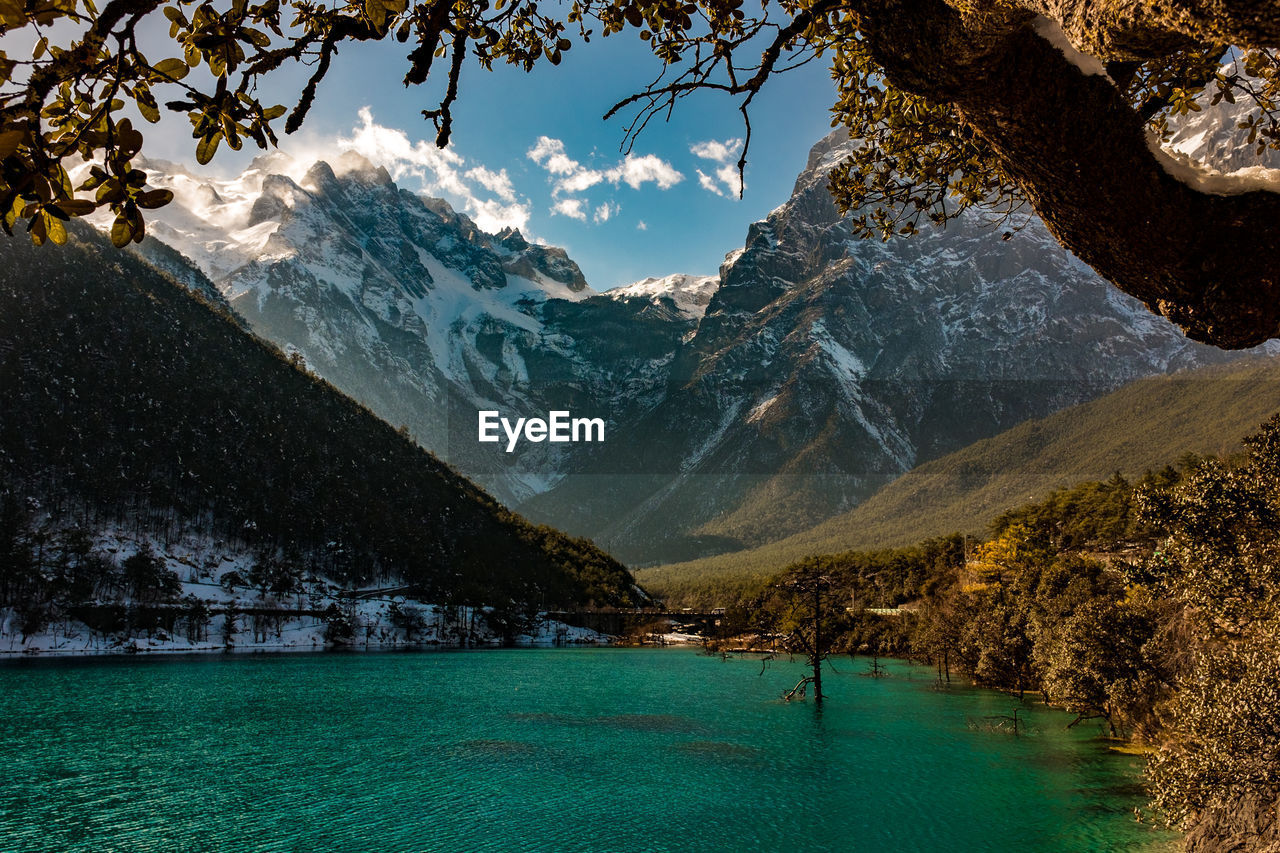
xmin=853 ymin=0 xmax=1280 ymax=348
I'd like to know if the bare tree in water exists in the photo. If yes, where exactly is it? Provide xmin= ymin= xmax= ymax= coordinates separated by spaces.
xmin=759 ymin=560 xmax=849 ymax=706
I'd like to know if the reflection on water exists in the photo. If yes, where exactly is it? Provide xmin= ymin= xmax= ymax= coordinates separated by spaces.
xmin=0 ymin=649 xmax=1177 ymax=852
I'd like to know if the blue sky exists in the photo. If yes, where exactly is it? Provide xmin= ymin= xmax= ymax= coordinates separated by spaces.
xmin=142 ymin=27 xmax=838 ymax=289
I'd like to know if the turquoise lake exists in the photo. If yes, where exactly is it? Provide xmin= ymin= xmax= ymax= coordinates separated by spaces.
xmin=0 ymin=648 xmax=1175 ymax=852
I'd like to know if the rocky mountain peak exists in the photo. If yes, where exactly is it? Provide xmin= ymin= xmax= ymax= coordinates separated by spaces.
xmin=330 ymin=150 xmax=395 ymax=185
xmin=247 ymin=173 xmax=306 ymax=227
xmin=607 ymin=274 xmax=720 ymax=320
xmin=495 ymin=227 xmax=530 ymax=251
xmin=300 ymin=160 xmax=342 ymax=197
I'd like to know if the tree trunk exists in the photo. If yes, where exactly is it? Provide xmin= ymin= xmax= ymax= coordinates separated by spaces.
xmin=854 ymin=0 xmax=1280 ymax=348
xmin=812 ymin=585 xmax=824 ymax=704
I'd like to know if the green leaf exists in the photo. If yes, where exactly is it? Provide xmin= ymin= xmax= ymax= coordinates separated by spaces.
xmin=0 ymin=128 xmax=24 ymax=159
xmin=135 ymin=189 xmax=174 ymax=209
xmin=136 ymin=91 xmax=161 ymax=123
xmin=56 ymin=199 xmax=96 ymax=215
xmin=3 ymin=193 xmax=25 ymax=230
xmin=244 ymin=27 xmax=271 ymax=48
xmin=154 ymin=57 xmax=190 ymax=81
xmin=116 ymin=119 xmax=144 ymax=157
xmin=109 ymin=217 xmax=133 ymax=247
xmin=364 ymin=0 xmax=388 ymax=29
xmin=0 ymin=0 xmax=25 ymax=29
xmin=44 ymin=211 xmax=67 ymax=244
xmin=195 ymin=132 xmax=220 ymax=165
xmin=29 ymin=214 xmax=46 ymax=246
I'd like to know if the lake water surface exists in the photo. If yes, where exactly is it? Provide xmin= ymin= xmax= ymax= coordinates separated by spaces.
xmin=0 ymin=648 xmax=1175 ymax=852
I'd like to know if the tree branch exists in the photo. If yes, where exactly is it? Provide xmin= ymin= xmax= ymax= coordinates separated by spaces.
xmin=853 ymin=0 xmax=1280 ymax=348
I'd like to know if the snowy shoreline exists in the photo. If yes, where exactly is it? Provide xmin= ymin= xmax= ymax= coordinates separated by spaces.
xmin=0 ymin=524 xmax=615 ymax=659
xmin=0 ymin=606 xmax=614 ymax=660
xmin=0 ymin=633 xmax=613 ymax=660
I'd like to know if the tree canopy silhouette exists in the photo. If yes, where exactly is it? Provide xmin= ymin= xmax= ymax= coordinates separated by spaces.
xmin=1 ymin=0 xmax=1278 ymax=346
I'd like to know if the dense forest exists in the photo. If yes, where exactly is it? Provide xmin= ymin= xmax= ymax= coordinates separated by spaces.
xmin=0 ymin=224 xmax=643 ymax=644
xmin=717 ymin=422 xmax=1280 ymax=850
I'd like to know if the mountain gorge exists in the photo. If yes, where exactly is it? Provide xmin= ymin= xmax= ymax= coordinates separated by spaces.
xmin=107 ymin=106 xmax=1268 ymax=567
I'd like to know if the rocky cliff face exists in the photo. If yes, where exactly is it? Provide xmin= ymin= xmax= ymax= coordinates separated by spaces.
xmin=520 ymin=128 xmax=1260 ymax=564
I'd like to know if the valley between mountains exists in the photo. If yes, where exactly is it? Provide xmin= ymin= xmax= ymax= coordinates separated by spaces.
xmin=72 ymin=100 xmax=1279 ymax=579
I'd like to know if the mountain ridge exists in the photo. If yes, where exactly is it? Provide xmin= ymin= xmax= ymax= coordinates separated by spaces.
xmin=520 ymin=124 xmax=1263 ymax=563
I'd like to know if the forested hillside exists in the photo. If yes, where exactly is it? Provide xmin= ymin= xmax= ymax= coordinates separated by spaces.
xmin=644 ymin=357 xmax=1280 ymax=602
xmin=0 ymin=225 xmax=641 ymax=633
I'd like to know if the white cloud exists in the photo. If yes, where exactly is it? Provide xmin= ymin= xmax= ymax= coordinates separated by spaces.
xmin=593 ymin=202 xmax=618 ymax=224
xmin=557 ymin=169 xmax=607 ymax=195
xmin=636 ymin=221 xmax=648 ymax=231
xmin=330 ymin=107 xmax=530 ymax=234
xmin=465 ymin=166 xmax=516 ymax=202
xmin=527 ymin=136 xmax=584 ymax=177
xmin=716 ymin=163 xmax=742 ymax=196
xmin=695 ymin=163 xmax=744 ymax=200
xmin=469 ymin=198 xmax=530 ymax=233
xmin=691 ymin=138 xmax=745 ymax=199
xmin=338 ymin=107 xmax=468 ymax=195
xmin=697 ymin=169 xmax=724 ymax=197
xmin=552 ymin=198 xmax=588 ymax=221
xmin=529 ymin=136 xmax=683 ymax=197
xmin=605 ymin=154 xmax=684 ymax=191
xmin=690 ymin=138 xmax=743 ymax=164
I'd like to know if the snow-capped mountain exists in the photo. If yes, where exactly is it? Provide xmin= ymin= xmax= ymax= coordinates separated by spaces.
xmin=521 ymin=126 xmax=1268 ymax=564
xmin=1164 ymin=88 xmax=1280 ymax=174
xmin=109 ymin=153 xmax=696 ymax=504
xmin=106 ymin=100 xmax=1271 ymax=566
xmin=606 ymin=274 xmax=720 ymax=320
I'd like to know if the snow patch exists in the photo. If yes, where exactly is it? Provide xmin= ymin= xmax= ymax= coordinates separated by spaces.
xmin=1031 ymin=15 xmax=1109 ymax=79
xmin=746 ymin=395 xmax=779 ymax=423
xmin=606 ymin=274 xmax=720 ymax=319
xmin=0 ymin=525 xmax=612 ymax=658
xmin=1147 ymin=129 xmax=1280 ymax=195
xmin=812 ymin=320 xmax=867 ymax=381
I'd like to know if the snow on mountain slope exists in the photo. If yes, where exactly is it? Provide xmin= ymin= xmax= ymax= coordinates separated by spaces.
xmin=97 ymin=154 xmax=690 ymax=505
xmin=607 ymin=274 xmax=720 ymax=320
xmin=1165 ymin=87 xmax=1280 ymax=174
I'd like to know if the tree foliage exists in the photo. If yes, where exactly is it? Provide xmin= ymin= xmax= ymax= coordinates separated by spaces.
xmin=1137 ymin=414 xmax=1280 ymax=833
xmin=3 ymin=0 xmax=1279 ymax=344
xmin=752 ymin=557 xmax=851 ymax=702
xmin=719 ymin=414 xmax=1280 ymax=841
